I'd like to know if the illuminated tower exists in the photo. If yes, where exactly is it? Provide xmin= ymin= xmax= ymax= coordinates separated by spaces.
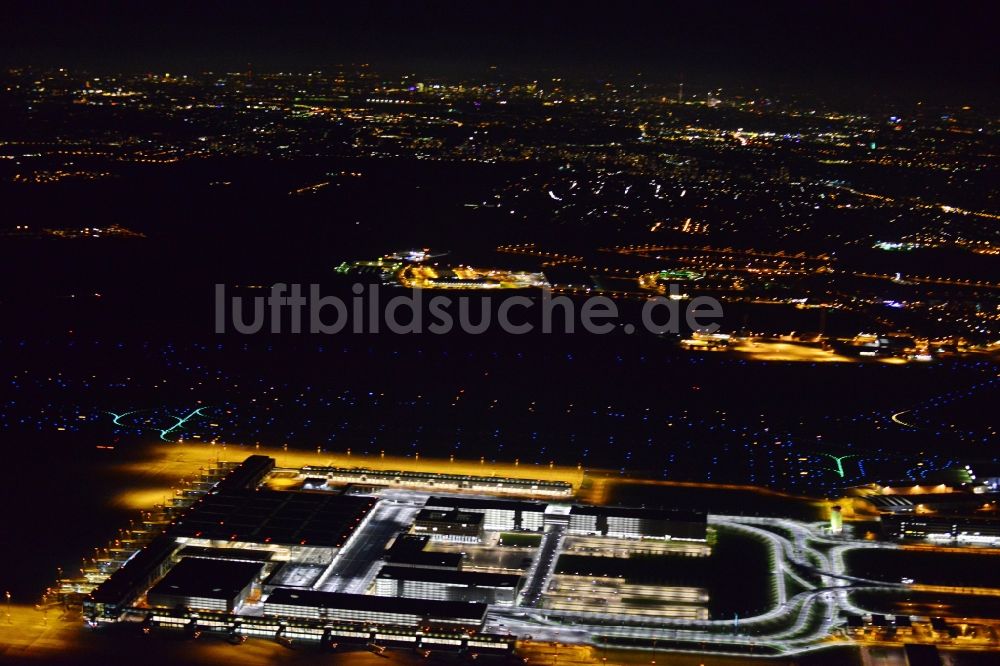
xmin=829 ymin=505 xmax=843 ymax=535
xmin=678 ymin=82 xmax=684 ymax=103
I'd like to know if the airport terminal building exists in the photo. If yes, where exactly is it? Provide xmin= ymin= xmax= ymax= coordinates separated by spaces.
xmin=567 ymin=505 xmax=708 ymax=541
xmin=882 ymin=513 xmax=1000 ymax=546
xmin=423 ymin=496 xmax=547 ymax=531
xmin=146 ymin=557 xmax=264 ymax=612
xmin=84 ymin=454 xmax=706 ymax=654
xmin=374 ymin=565 xmax=522 ymax=606
xmin=263 ymin=588 xmax=488 ymax=629
xmin=412 ymin=508 xmax=484 ymax=543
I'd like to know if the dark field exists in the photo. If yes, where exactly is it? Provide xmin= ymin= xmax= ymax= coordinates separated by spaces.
xmin=845 ymin=549 xmax=1000 ymax=588
xmin=607 ymin=482 xmax=824 ymax=521
xmin=555 ymin=525 xmax=774 ymax=618
xmin=850 ymin=590 xmax=1000 ymax=620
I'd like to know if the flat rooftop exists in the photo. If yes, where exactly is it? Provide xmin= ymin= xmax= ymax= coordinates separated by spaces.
xmin=301 ymin=465 xmax=573 ymax=491
xmin=148 ymin=557 xmax=263 ymax=601
xmin=264 ymin=562 xmax=326 ymax=588
xmin=415 ymin=508 xmax=484 ymax=525
xmin=425 ymin=496 xmax=548 ymax=512
xmin=385 ymin=535 xmax=463 ymax=569
xmin=89 ymin=535 xmax=178 ymax=604
xmin=178 ymin=545 xmax=275 ymax=562
xmin=214 ymin=455 xmax=275 ymax=493
xmin=264 ymin=588 xmax=487 ymax=622
xmin=173 ymin=490 xmax=376 ymax=548
xmin=377 ymin=565 xmax=520 ymax=589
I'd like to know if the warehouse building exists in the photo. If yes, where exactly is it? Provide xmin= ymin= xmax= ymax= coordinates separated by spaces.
xmin=373 ymin=565 xmax=522 ymax=606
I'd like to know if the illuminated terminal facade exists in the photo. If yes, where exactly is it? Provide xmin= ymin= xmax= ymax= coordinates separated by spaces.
xmin=263 ymin=589 xmax=488 ymax=629
xmin=568 ymin=505 xmax=707 ymax=541
xmin=423 ymin=496 xmax=547 ymax=531
xmin=297 ymin=465 xmax=573 ymax=497
xmin=412 ymin=508 xmax=484 ymax=543
xmin=881 ymin=514 xmax=1000 ymax=546
xmin=374 ymin=566 xmax=522 ymax=606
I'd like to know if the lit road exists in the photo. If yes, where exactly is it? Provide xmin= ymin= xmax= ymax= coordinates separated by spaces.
xmin=313 ymin=500 xmax=418 ymax=594
xmin=518 ymin=522 xmax=567 ymax=607
xmin=486 ymin=514 xmax=915 ymax=658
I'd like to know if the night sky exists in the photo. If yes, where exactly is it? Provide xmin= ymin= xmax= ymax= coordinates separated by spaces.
xmin=4 ymin=1 xmax=998 ymax=100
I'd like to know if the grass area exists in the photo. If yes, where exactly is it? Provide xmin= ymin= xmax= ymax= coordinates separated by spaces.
xmin=845 ymin=548 xmax=1000 ymax=588
xmin=555 ymin=526 xmax=773 ymax=618
xmin=784 ymin=574 xmax=810 ymax=601
xmin=498 ymin=532 xmax=542 ymax=547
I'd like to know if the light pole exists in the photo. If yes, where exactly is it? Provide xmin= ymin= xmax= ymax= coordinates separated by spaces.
xmin=5 ymin=590 xmax=10 ymax=624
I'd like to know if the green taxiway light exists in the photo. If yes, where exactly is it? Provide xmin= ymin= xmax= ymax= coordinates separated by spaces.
xmin=108 ymin=406 xmax=211 ymax=442
xmin=820 ymin=453 xmax=856 ymax=478
xmin=159 ymin=406 xmax=210 ymax=442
